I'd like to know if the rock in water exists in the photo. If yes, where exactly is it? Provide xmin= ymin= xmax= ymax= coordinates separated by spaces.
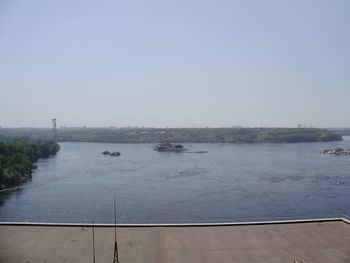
xmin=102 ymin=151 xmax=110 ymax=155
xmin=153 ymin=143 xmax=186 ymax=152
xmin=109 ymin=151 xmax=121 ymax=156
xmin=321 ymin=148 xmax=350 ymax=155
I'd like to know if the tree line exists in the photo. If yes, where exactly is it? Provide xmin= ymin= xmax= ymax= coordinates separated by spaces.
xmin=0 ymin=136 xmax=60 ymax=189
xmin=0 ymin=127 xmax=342 ymax=144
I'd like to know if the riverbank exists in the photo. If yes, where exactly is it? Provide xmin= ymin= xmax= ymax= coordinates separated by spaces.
xmin=1 ymin=219 xmax=350 ymax=262
xmin=0 ymin=127 xmax=342 ymax=143
xmin=0 ymin=138 xmax=60 ymax=190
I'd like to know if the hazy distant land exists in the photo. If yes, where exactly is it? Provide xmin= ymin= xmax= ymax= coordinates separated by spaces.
xmin=0 ymin=128 xmax=342 ymax=143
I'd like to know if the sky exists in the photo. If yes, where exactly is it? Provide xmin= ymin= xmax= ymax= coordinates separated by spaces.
xmin=0 ymin=0 xmax=349 ymax=128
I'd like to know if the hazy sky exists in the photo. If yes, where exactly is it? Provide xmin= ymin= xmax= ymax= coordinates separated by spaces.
xmin=1 ymin=0 xmax=349 ymax=128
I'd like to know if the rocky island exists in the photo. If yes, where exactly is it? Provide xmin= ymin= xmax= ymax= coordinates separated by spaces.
xmin=321 ymin=148 xmax=350 ymax=155
xmin=153 ymin=143 xmax=186 ymax=152
xmin=102 ymin=151 xmax=121 ymax=156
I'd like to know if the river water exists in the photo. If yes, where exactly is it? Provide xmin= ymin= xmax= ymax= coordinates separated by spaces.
xmin=1 ymin=138 xmax=350 ymax=224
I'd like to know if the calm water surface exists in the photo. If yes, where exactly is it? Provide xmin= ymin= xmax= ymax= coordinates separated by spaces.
xmin=1 ymin=138 xmax=350 ymax=223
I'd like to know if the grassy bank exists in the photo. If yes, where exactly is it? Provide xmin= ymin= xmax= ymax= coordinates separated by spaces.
xmin=0 ymin=137 xmax=60 ymax=189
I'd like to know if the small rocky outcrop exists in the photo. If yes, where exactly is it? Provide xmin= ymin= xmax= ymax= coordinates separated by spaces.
xmin=153 ymin=143 xmax=186 ymax=152
xmin=102 ymin=151 xmax=121 ymax=156
xmin=321 ymin=148 xmax=350 ymax=155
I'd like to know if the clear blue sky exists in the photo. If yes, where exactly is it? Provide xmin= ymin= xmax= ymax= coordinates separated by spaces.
xmin=1 ymin=0 xmax=349 ymax=128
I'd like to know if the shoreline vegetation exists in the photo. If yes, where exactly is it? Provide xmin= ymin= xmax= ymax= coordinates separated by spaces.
xmin=0 ymin=127 xmax=342 ymax=144
xmin=0 ymin=136 xmax=60 ymax=190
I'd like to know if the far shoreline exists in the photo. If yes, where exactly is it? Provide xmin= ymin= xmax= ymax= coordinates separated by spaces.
xmin=0 ymin=127 xmax=343 ymax=144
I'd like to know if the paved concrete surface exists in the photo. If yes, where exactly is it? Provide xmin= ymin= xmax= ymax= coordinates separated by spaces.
xmin=1 ymin=221 xmax=350 ymax=263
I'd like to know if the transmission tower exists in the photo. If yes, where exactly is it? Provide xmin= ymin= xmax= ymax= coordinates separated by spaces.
xmin=52 ymin=118 xmax=57 ymax=141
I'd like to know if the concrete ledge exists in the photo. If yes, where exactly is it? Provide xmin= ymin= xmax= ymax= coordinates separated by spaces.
xmin=2 ymin=220 xmax=350 ymax=263
xmin=0 ymin=217 xmax=347 ymax=227
xmin=342 ymin=217 xmax=350 ymax=224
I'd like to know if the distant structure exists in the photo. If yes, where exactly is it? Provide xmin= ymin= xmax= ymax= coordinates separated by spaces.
xmin=52 ymin=118 xmax=57 ymax=141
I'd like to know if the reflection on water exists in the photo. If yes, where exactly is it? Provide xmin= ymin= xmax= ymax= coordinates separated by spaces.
xmin=0 ymin=137 xmax=350 ymax=223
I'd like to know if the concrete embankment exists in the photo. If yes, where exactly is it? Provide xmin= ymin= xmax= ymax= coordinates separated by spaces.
xmin=1 ymin=219 xmax=350 ymax=263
